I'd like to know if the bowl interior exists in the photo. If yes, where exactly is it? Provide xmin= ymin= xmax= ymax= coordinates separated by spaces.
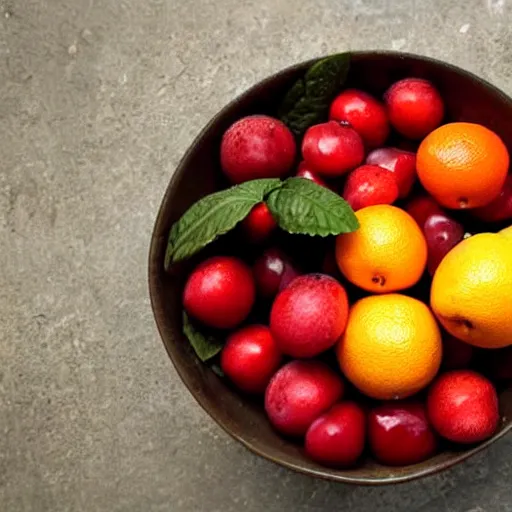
xmin=149 ymin=52 xmax=512 ymax=484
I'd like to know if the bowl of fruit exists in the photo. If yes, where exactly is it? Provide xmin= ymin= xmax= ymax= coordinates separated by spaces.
xmin=149 ymin=51 xmax=512 ymax=484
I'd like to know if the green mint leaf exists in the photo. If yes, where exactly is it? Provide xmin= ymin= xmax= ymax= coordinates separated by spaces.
xmin=279 ymin=53 xmax=351 ymax=138
xmin=266 ymin=177 xmax=359 ymax=236
xmin=182 ymin=311 xmax=224 ymax=362
xmin=165 ymin=178 xmax=283 ymax=266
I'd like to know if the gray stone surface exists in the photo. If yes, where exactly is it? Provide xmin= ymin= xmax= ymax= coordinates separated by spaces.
xmin=1 ymin=0 xmax=512 ymax=510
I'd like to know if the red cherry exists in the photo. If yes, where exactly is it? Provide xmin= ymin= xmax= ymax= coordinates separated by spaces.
xmin=405 ymin=194 xmax=444 ymax=229
xmin=442 ymin=334 xmax=474 ymax=370
xmin=473 ymin=174 xmax=512 ymax=222
xmin=302 ymin=121 xmax=364 ymax=177
xmin=329 ymin=89 xmax=390 ymax=148
xmin=305 ymin=402 xmax=366 ymax=467
xmin=384 ymin=78 xmax=445 ymax=140
xmin=368 ymin=402 xmax=437 ymax=466
xmin=253 ymin=248 xmax=300 ymax=299
xmin=270 ymin=274 xmax=349 ymax=358
xmin=221 ymin=325 xmax=281 ymax=394
xmin=221 ymin=115 xmax=296 ymax=184
xmin=265 ymin=360 xmax=344 ymax=437
xmin=423 ymin=213 xmax=464 ymax=275
xmin=366 ymin=147 xmax=417 ymax=198
xmin=183 ymin=256 xmax=255 ymax=329
xmin=241 ymin=203 xmax=277 ymax=243
xmin=427 ymin=370 xmax=500 ymax=444
xmin=296 ymin=161 xmax=331 ymax=189
xmin=342 ymin=164 xmax=399 ymax=211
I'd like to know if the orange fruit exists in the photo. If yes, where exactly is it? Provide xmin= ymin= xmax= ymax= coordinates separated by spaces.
xmin=431 ymin=232 xmax=512 ymax=348
xmin=335 ymin=205 xmax=427 ymax=293
xmin=417 ymin=122 xmax=509 ymax=209
xmin=337 ymin=294 xmax=442 ymax=400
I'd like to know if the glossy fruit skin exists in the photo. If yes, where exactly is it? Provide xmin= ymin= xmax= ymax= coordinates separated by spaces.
xmin=473 ymin=174 xmax=512 ymax=222
xmin=384 ymin=78 xmax=444 ymax=139
xmin=366 ymin=147 xmax=417 ymax=198
xmin=442 ymin=334 xmax=474 ymax=370
xmin=337 ymin=294 xmax=442 ymax=400
xmin=423 ymin=213 xmax=465 ymax=275
xmin=241 ymin=203 xmax=277 ymax=243
xmin=302 ymin=121 xmax=365 ymax=177
xmin=431 ymin=233 xmax=512 ymax=348
xmin=296 ymin=161 xmax=331 ymax=189
xmin=305 ymin=402 xmax=366 ymax=467
xmin=343 ymin=165 xmax=399 ymax=211
xmin=427 ymin=370 xmax=499 ymax=443
xmin=270 ymin=274 xmax=349 ymax=358
xmin=335 ymin=205 xmax=427 ymax=293
xmin=406 ymin=194 xmax=444 ymax=229
xmin=220 ymin=115 xmax=296 ymax=184
xmin=368 ymin=402 xmax=437 ymax=466
xmin=265 ymin=361 xmax=344 ymax=437
xmin=253 ymin=247 xmax=300 ymax=299
xmin=183 ymin=256 xmax=255 ymax=329
xmin=221 ymin=325 xmax=281 ymax=394
xmin=329 ymin=89 xmax=390 ymax=148
xmin=417 ymin=122 xmax=509 ymax=209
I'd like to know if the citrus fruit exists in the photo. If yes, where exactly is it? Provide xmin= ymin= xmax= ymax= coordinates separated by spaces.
xmin=417 ymin=122 xmax=509 ymax=209
xmin=335 ymin=205 xmax=427 ymax=293
xmin=501 ymin=225 xmax=512 ymax=239
xmin=337 ymin=294 xmax=442 ymax=400
xmin=431 ymin=232 xmax=512 ymax=348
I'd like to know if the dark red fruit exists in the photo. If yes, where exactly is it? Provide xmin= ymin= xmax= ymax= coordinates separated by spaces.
xmin=221 ymin=325 xmax=281 ymax=394
xmin=473 ymin=174 xmax=512 ymax=222
xmin=305 ymin=402 xmax=366 ymax=467
xmin=270 ymin=274 xmax=349 ymax=358
xmin=220 ymin=115 xmax=296 ymax=184
xmin=427 ymin=370 xmax=499 ymax=444
xmin=442 ymin=335 xmax=474 ymax=370
xmin=485 ymin=346 xmax=512 ymax=381
xmin=342 ymin=165 xmax=399 ymax=211
xmin=296 ymin=161 xmax=331 ymax=189
xmin=406 ymin=194 xmax=444 ymax=229
xmin=265 ymin=360 xmax=344 ymax=437
xmin=183 ymin=256 xmax=255 ymax=329
xmin=366 ymin=147 xmax=417 ymax=198
xmin=241 ymin=203 xmax=277 ymax=243
xmin=369 ymin=402 xmax=437 ymax=466
xmin=321 ymin=250 xmax=341 ymax=278
xmin=302 ymin=121 xmax=364 ymax=177
xmin=329 ymin=89 xmax=390 ymax=148
xmin=253 ymin=248 xmax=300 ymax=299
xmin=384 ymin=78 xmax=445 ymax=140
xmin=423 ymin=213 xmax=465 ymax=275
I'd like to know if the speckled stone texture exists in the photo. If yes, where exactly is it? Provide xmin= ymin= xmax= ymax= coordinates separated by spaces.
xmin=1 ymin=0 xmax=512 ymax=510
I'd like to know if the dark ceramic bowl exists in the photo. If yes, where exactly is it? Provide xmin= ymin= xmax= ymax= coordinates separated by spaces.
xmin=149 ymin=51 xmax=512 ymax=484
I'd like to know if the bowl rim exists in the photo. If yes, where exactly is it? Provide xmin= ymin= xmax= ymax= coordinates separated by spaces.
xmin=148 ymin=50 xmax=512 ymax=485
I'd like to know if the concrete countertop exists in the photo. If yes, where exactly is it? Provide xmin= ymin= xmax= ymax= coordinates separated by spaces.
xmin=1 ymin=0 xmax=511 ymax=510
